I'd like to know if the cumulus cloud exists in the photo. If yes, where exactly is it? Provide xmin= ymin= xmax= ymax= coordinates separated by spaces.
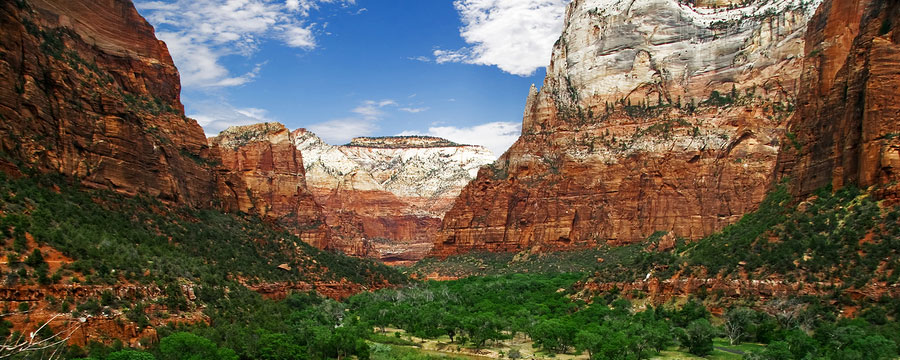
xmin=136 ymin=0 xmax=353 ymax=88
xmin=432 ymin=0 xmax=569 ymax=76
xmin=399 ymin=122 xmax=521 ymax=157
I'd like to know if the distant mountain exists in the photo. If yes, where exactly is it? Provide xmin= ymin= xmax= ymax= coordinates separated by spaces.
xmin=295 ymin=129 xmax=495 ymax=264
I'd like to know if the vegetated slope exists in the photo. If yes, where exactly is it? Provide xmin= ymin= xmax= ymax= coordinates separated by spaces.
xmin=294 ymin=130 xmax=494 ymax=263
xmin=0 ymin=170 xmax=405 ymax=349
xmin=434 ymin=0 xmax=821 ymax=256
xmin=416 ymin=183 xmax=900 ymax=302
xmin=347 ymin=272 xmax=900 ymax=360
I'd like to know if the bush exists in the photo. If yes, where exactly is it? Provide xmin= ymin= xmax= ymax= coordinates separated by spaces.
xmin=107 ymin=350 xmax=156 ymax=360
xmin=682 ymin=319 xmax=716 ymax=356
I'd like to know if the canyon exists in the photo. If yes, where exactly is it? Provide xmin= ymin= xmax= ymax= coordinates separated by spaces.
xmin=3 ymin=0 xmax=895 ymax=267
xmin=0 ymin=0 xmax=896 ymax=355
xmin=294 ymin=131 xmax=494 ymax=263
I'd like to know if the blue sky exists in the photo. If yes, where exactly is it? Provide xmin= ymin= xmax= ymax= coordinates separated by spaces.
xmin=135 ymin=0 xmax=569 ymax=156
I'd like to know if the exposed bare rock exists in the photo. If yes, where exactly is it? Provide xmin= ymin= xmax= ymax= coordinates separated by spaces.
xmin=294 ymin=130 xmax=494 ymax=262
xmin=0 ymin=0 xmax=221 ymax=206
xmin=775 ymin=0 xmax=900 ymax=202
xmin=209 ymin=123 xmax=331 ymax=248
xmin=434 ymin=0 xmax=822 ymax=256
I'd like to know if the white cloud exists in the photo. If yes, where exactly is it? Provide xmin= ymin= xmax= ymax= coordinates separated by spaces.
xmin=306 ymin=99 xmax=395 ymax=144
xmin=191 ymin=104 xmax=275 ymax=137
xmin=434 ymin=0 xmax=569 ymax=76
xmin=136 ymin=0 xmax=353 ymax=88
xmin=399 ymin=121 xmax=521 ymax=157
xmin=399 ymin=107 xmax=429 ymax=113
xmin=308 ymin=118 xmax=377 ymax=144
xmin=351 ymin=99 xmax=396 ymax=120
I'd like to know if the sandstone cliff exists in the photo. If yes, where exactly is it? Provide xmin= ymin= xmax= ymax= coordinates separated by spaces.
xmin=0 ymin=0 xmax=335 ymax=249
xmin=775 ymin=0 xmax=900 ymax=201
xmin=0 ymin=0 xmax=219 ymax=206
xmin=295 ymin=130 xmax=494 ymax=263
xmin=435 ymin=0 xmax=822 ymax=256
xmin=209 ymin=123 xmax=331 ymax=249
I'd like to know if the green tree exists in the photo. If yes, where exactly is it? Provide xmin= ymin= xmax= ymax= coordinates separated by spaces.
xmin=682 ymin=319 xmax=715 ymax=356
xmin=158 ymin=332 xmax=238 ymax=360
xmin=257 ymin=332 xmax=305 ymax=360
xmin=574 ymin=330 xmax=603 ymax=359
xmin=107 ymin=350 xmax=156 ymax=360
xmin=753 ymin=341 xmax=793 ymax=360
xmin=724 ymin=307 xmax=756 ymax=345
xmin=531 ymin=318 xmax=577 ymax=353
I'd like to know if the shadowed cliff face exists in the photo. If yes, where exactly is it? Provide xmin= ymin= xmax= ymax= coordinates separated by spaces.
xmin=434 ymin=0 xmax=822 ymax=257
xmin=775 ymin=0 xmax=900 ymax=202
xmin=0 ymin=0 xmax=220 ymax=206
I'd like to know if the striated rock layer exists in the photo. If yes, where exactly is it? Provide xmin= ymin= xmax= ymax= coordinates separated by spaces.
xmin=0 ymin=0 xmax=332 ymax=248
xmin=434 ymin=0 xmax=822 ymax=256
xmin=0 ymin=0 xmax=218 ymax=206
xmin=775 ymin=0 xmax=900 ymax=202
xmin=209 ymin=123 xmax=331 ymax=248
xmin=295 ymin=130 xmax=494 ymax=263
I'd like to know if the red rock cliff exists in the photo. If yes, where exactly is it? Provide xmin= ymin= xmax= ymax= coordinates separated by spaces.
xmin=0 ymin=0 xmax=219 ymax=206
xmin=210 ymin=123 xmax=331 ymax=248
xmin=775 ymin=0 xmax=900 ymax=201
xmin=0 ymin=0 xmax=334 ymax=242
xmin=433 ymin=0 xmax=821 ymax=256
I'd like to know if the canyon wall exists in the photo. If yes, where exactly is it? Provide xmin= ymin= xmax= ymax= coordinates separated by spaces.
xmin=775 ymin=0 xmax=900 ymax=201
xmin=0 ymin=0 xmax=332 ymax=248
xmin=434 ymin=0 xmax=822 ymax=256
xmin=209 ymin=123 xmax=331 ymax=249
xmin=295 ymin=131 xmax=494 ymax=263
xmin=0 ymin=0 xmax=218 ymax=206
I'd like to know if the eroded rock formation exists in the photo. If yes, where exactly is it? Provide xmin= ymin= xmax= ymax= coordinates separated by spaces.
xmin=775 ymin=0 xmax=900 ymax=201
xmin=295 ymin=130 xmax=494 ymax=263
xmin=0 ymin=0 xmax=219 ymax=206
xmin=209 ymin=123 xmax=331 ymax=248
xmin=434 ymin=0 xmax=822 ymax=256
xmin=0 ymin=0 xmax=334 ymax=248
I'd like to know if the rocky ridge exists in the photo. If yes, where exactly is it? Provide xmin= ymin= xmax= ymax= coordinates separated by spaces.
xmin=434 ymin=0 xmax=823 ymax=256
xmin=209 ymin=123 xmax=331 ymax=248
xmin=294 ymin=129 xmax=494 ymax=262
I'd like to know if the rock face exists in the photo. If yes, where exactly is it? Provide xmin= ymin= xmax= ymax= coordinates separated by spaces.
xmin=434 ymin=0 xmax=822 ymax=256
xmin=295 ymin=130 xmax=494 ymax=263
xmin=0 ymin=0 xmax=219 ymax=206
xmin=775 ymin=0 xmax=900 ymax=201
xmin=209 ymin=123 xmax=331 ymax=248
xmin=0 ymin=0 xmax=333 ymax=248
